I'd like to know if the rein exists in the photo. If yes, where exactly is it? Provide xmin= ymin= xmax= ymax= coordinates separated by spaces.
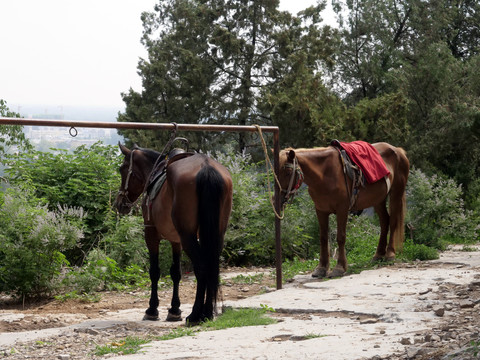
xmin=282 ymin=157 xmax=304 ymax=204
xmin=118 ymin=148 xmax=142 ymax=209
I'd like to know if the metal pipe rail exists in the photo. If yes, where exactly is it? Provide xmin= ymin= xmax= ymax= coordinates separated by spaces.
xmin=0 ymin=117 xmax=284 ymax=289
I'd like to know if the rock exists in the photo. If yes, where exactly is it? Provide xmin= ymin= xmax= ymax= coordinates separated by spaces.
xmin=406 ymin=346 xmax=422 ymax=358
xmin=58 ymin=355 xmax=70 ymax=360
xmin=419 ymin=288 xmax=432 ymax=295
xmin=261 ymin=286 xmax=276 ymax=293
xmin=433 ymin=305 xmax=445 ymax=317
xmin=414 ymin=336 xmax=424 ymax=344
xmin=74 ymin=327 xmax=100 ymax=335
xmin=459 ymin=299 xmax=475 ymax=308
xmin=400 ymin=337 xmax=411 ymax=345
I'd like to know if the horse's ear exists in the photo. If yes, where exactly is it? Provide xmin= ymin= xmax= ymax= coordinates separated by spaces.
xmin=287 ymin=150 xmax=296 ymax=162
xmin=119 ymin=142 xmax=130 ymax=156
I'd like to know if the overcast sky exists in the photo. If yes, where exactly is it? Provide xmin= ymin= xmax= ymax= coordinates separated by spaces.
xmin=0 ymin=0 xmax=335 ymax=111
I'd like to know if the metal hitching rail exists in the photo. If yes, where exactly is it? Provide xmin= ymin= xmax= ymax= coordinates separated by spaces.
xmin=0 ymin=117 xmax=284 ymax=289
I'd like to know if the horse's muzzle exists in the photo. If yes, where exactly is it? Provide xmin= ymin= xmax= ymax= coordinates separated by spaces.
xmin=114 ymin=195 xmax=133 ymax=215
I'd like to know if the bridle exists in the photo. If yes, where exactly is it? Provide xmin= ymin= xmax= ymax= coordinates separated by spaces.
xmin=281 ymin=156 xmax=304 ymax=205
xmin=117 ymin=123 xmax=182 ymax=211
xmin=118 ymin=148 xmax=142 ymax=208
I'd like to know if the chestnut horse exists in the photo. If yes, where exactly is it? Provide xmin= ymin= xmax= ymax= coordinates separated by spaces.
xmin=115 ymin=144 xmax=233 ymax=325
xmin=278 ymin=142 xmax=409 ymax=278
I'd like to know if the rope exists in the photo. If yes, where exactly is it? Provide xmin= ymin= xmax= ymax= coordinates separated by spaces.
xmin=254 ymin=124 xmax=285 ymax=220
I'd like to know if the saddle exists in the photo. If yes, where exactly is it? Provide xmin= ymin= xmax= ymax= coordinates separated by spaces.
xmin=146 ymin=148 xmax=195 ymax=202
xmin=330 ymin=140 xmax=365 ymax=210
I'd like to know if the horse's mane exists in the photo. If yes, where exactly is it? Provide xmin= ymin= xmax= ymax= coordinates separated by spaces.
xmin=134 ymin=146 xmax=165 ymax=163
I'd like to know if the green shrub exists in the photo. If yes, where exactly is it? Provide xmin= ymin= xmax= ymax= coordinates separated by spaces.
xmin=101 ymin=210 xmax=189 ymax=278
xmin=217 ymin=148 xmax=322 ymax=266
xmin=101 ymin=215 xmax=148 ymax=269
xmin=406 ymin=168 xmax=479 ymax=248
xmin=281 ymin=188 xmax=320 ymax=260
xmin=344 ymin=215 xmax=382 ymax=272
xmin=0 ymin=186 xmax=84 ymax=298
xmin=465 ymin=178 xmax=480 ymax=212
xmin=63 ymin=249 xmax=149 ymax=294
xmin=217 ymin=150 xmax=275 ymax=265
xmin=5 ymin=142 xmax=122 ymax=263
xmin=399 ymin=239 xmax=439 ymax=261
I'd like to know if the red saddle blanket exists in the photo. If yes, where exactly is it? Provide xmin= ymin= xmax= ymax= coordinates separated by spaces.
xmin=338 ymin=141 xmax=390 ymax=184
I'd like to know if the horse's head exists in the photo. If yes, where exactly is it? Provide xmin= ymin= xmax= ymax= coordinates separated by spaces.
xmin=115 ymin=143 xmax=151 ymax=215
xmin=278 ymin=148 xmax=304 ymax=207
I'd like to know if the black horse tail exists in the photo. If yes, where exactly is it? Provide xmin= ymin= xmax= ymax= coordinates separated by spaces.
xmin=196 ymin=164 xmax=225 ymax=312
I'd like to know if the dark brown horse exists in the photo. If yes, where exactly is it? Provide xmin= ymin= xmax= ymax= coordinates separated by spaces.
xmin=115 ymin=144 xmax=233 ymax=325
xmin=278 ymin=142 xmax=409 ymax=278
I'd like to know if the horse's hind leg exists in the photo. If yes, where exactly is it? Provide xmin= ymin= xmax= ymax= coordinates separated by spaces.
xmin=166 ymin=242 xmax=182 ymax=322
xmin=182 ymin=235 xmax=207 ymax=326
xmin=329 ymin=210 xmax=348 ymax=278
xmin=373 ymin=200 xmax=390 ymax=261
xmin=144 ymin=227 xmax=160 ymax=321
xmin=385 ymin=188 xmax=406 ymax=260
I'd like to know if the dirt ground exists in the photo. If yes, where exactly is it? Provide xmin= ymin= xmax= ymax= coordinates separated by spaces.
xmin=0 ymin=267 xmax=278 ymax=359
xmin=0 ymin=267 xmax=274 ymax=333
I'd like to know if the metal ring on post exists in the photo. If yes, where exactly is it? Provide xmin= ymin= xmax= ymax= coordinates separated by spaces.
xmin=69 ymin=126 xmax=78 ymax=137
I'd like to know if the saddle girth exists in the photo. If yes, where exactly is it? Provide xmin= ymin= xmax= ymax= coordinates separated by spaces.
xmin=331 ymin=140 xmax=365 ymax=210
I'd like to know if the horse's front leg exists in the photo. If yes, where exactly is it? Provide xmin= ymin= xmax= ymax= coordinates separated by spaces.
xmin=312 ymin=210 xmax=330 ymax=278
xmin=144 ymin=226 xmax=160 ymax=321
xmin=330 ymin=210 xmax=348 ymax=278
xmin=166 ymin=242 xmax=182 ymax=321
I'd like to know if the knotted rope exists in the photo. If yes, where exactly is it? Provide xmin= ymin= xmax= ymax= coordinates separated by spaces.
xmin=254 ymin=125 xmax=285 ymax=220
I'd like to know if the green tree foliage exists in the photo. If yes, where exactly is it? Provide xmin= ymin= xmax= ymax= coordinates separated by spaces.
xmin=410 ymin=0 xmax=480 ymax=60
xmin=0 ymin=99 xmax=32 ymax=165
xmin=399 ymin=43 xmax=480 ymax=191
xmin=332 ymin=0 xmax=480 ymax=102
xmin=0 ymin=186 xmax=84 ymax=299
xmin=4 ymin=143 xmax=121 ymax=262
xmin=331 ymin=0 xmax=480 ymax=198
xmin=118 ymin=0 xmax=338 ymax=151
xmin=331 ymin=0 xmax=413 ymax=102
xmin=342 ymin=92 xmax=410 ymax=145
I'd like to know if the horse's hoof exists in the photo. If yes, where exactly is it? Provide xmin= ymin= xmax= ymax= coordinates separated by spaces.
xmin=185 ymin=317 xmax=202 ymax=327
xmin=143 ymin=313 xmax=159 ymax=321
xmin=328 ymin=267 xmax=345 ymax=278
xmin=185 ymin=313 xmax=211 ymax=327
xmin=166 ymin=312 xmax=182 ymax=322
xmin=311 ymin=266 xmax=327 ymax=278
xmin=372 ymin=254 xmax=385 ymax=262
